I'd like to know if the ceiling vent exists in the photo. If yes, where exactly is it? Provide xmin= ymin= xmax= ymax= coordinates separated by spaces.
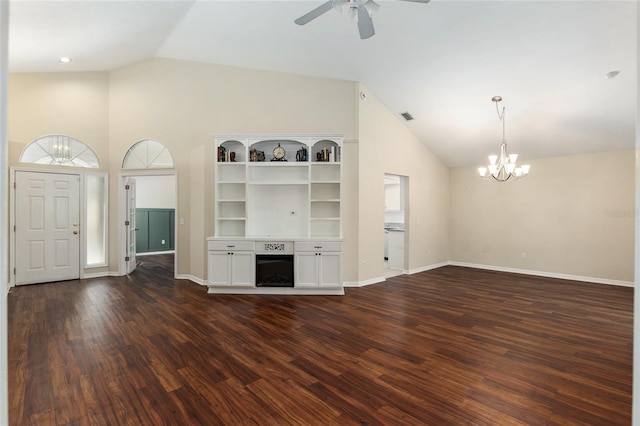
xmin=400 ymin=112 xmax=414 ymax=121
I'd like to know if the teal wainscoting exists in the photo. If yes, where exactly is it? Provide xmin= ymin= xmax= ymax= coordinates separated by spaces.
xmin=136 ymin=208 xmax=175 ymax=253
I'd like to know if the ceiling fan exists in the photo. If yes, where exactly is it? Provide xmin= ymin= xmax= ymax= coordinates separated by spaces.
xmin=295 ymin=0 xmax=430 ymax=40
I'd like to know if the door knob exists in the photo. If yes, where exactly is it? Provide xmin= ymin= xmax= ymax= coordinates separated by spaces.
xmin=73 ymin=222 xmax=78 ymax=227
xmin=73 ymin=230 xmax=79 ymax=235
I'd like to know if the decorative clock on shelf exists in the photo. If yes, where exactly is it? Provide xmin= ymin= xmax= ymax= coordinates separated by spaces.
xmin=271 ymin=143 xmax=287 ymax=162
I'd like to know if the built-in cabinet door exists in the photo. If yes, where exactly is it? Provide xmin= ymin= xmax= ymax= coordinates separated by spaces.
xmin=230 ymin=252 xmax=254 ymax=287
xmin=208 ymin=252 xmax=231 ymax=286
xmin=295 ymin=253 xmax=319 ymax=288
xmin=208 ymin=251 xmax=254 ymax=286
xmin=318 ymin=252 xmax=341 ymax=288
xmin=295 ymin=250 xmax=342 ymax=288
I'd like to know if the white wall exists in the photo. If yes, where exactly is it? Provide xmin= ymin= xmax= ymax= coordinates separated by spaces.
xmin=134 ymin=175 xmax=176 ymax=209
xmin=450 ymin=150 xmax=635 ymax=284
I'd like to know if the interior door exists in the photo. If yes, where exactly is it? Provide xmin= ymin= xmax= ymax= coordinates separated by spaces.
xmin=125 ymin=178 xmax=137 ymax=274
xmin=15 ymin=171 xmax=80 ymax=285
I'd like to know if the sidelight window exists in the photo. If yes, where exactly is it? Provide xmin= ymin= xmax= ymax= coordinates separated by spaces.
xmin=85 ymin=173 xmax=108 ymax=267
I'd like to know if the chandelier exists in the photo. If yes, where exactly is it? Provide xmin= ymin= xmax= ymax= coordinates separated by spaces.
xmin=50 ymin=135 xmax=72 ymax=164
xmin=478 ymin=96 xmax=530 ymax=181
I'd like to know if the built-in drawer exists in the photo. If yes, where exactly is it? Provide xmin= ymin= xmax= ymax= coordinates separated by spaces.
xmin=295 ymin=241 xmax=342 ymax=252
xmin=208 ymin=240 xmax=255 ymax=251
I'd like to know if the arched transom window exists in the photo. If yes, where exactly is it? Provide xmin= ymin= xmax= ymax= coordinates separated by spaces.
xmin=20 ymin=135 xmax=100 ymax=168
xmin=122 ymin=139 xmax=174 ymax=169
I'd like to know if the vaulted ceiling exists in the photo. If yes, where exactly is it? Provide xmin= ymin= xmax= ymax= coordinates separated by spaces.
xmin=8 ymin=0 xmax=637 ymax=167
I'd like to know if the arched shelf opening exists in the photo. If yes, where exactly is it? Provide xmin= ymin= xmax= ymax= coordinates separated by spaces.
xmin=20 ymin=134 xmax=100 ymax=168
xmin=122 ymin=139 xmax=174 ymax=169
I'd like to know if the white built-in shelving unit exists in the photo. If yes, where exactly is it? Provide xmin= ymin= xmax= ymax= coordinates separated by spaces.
xmin=214 ymin=135 xmax=343 ymax=239
xmin=209 ymin=134 xmax=344 ymax=295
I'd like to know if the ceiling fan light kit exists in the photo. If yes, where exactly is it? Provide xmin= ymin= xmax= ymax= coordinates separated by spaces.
xmin=478 ymin=96 xmax=531 ymax=182
xmin=295 ymin=0 xmax=430 ymax=40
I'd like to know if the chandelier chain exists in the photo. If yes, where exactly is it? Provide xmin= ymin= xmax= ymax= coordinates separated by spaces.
xmin=495 ymin=102 xmax=506 ymax=143
xmin=478 ymin=96 xmax=530 ymax=181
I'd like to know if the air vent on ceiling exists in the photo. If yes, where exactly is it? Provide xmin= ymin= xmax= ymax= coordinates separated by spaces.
xmin=400 ymin=112 xmax=414 ymax=121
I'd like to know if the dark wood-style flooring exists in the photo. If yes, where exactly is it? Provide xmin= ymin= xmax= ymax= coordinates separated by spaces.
xmin=9 ymin=257 xmax=633 ymax=425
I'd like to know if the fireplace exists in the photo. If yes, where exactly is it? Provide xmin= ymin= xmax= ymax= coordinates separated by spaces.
xmin=256 ymin=254 xmax=294 ymax=287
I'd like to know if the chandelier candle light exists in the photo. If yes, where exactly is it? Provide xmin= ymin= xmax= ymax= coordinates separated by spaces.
xmin=478 ymin=96 xmax=530 ymax=181
xmin=51 ymin=135 xmax=72 ymax=164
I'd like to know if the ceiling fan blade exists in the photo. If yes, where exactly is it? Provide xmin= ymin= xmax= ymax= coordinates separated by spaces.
xmin=357 ymin=6 xmax=375 ymax=39
xmin=295 ymin=1 xmax=334 ymax=25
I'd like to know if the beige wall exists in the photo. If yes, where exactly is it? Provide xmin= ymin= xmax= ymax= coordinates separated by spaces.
xmin=355 ymin=85 xmax=450 ymax=284
xmin=7 ymin=72 xmax=111 ymax=277
xmin=8 ymin=72 xmax=110 ymax=168
xmin=450 ymin=149 xmax=635 ymax=283
xmin=7 ymin=59 xmax=358 ymax=281
xmin=106 ymin=58 xmax=358 ymax=279
xmin=7 ymin=59 xmax=632 ymax=286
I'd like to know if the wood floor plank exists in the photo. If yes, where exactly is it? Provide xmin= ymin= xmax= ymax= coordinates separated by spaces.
xmin=8 ymin=257 xmax=633 ymax=425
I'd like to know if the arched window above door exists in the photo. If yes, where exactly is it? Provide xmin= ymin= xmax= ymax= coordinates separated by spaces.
xmin=122 ymin=139 xmax=174 ymax=169
xmin=20 ymin=134 xmax=100 ymax=168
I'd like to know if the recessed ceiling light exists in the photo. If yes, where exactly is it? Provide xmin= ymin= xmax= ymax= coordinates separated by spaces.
xmin=606 ymin=70 xmax=620 ymax=79
xmin=59 ymin=57 xmax=72 ymax=63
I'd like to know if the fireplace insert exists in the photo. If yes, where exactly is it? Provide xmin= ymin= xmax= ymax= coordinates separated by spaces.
xmin=255 ymin=254 xmax=294 ymax=287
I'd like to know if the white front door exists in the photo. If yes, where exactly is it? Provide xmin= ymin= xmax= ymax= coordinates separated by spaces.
xmin=125 ymin=178 xmax=137 ymax=274
xmin=15 ymin=171 xmax=80 ymax=285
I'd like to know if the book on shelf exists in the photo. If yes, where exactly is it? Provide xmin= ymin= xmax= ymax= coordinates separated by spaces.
xmin=218 ymin=146 xmax=235 ymax=162
xmin=296 ymin=147 xmax=307 ymax=162
xmin=315 ymin=146 xmax=341 ymax=162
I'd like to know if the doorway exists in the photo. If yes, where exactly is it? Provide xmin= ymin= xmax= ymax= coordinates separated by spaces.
xmin=119 ymin=173 xmax=177 ymax=277
xmin=384 ymin=174 xmax=407 ymax=278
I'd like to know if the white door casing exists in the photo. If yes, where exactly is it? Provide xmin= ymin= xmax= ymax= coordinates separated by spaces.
xmin=125 ymin=178 xmax=137 ymax=274
xmin=15 ymin=171 xmax=80 ymax=285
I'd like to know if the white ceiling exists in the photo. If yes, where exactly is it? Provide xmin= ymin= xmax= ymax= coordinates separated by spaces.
xmin=8 ymin=0 xmax=637 ymax=167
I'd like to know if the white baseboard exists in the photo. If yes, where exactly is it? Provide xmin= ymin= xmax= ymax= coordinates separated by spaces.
xmin=448 ymin=261 xmax=634 ymax=287
xmin=81 ymin=271 xmax=205 ymax=286
xmin=343 ymin=276 xmax=386 ymax=288
xmin=175 ymin=274 xmax=205 ymax=285
xmin=406 ymin=261 xmax=450 ymax=275
xmin=80 ymin=262 xmax=633 ymax=290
